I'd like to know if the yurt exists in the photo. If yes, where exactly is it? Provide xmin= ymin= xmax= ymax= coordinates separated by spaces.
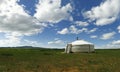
xmin=65 ymin=40 xmax=94 ymax=53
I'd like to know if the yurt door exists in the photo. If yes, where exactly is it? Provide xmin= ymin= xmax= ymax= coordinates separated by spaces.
xmin=66 ymin=44 xmax=72 ymax=53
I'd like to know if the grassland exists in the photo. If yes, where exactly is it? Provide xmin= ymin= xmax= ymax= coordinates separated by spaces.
xmin=0 ymin=48 xmax=120 ymax=72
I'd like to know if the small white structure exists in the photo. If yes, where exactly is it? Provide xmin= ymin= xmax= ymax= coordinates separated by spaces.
xmin=65 ymin=40 xmax=95 ymax=53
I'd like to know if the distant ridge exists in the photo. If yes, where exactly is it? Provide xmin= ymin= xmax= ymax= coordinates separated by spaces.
xmin=0 ymin=46 xmax=64 ymax=49
xmin=0 ymin=46 xmax=44 ymax=49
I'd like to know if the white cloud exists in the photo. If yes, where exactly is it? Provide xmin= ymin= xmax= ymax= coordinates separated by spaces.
xmin=34 ymin=0 xmax=72 ymax=23
xmin=0 ymin=0 xmax=49 ymax=47
xmin=0 ymin=0 xmax=4 ymax=4
xmin=48 ymin=40 xmax=63 ymax=45
xmin=95 ymin=17 xmax=116 ymax=25
xmin=0 ymin=33 xmax=21 ymax=47
xmin=69 ymin=25 xmax=88 ymax=34
xmin=100 ymin=44 xmax=120 ymax=49
xmin=100 ymin=32 xmax=116 ymax=40
xmin=69 ymin=26 xmax=97 ymax=34
xmin=102 ymin=40 xmax=120 ymax=49
xmin=69 ymin=16 xmax=74 ymax=21
xmin=48 ymin=38 xmax=65 ymax=48
xmin=112 ymin=40 xmax=120 ymax=45
xmin=0 ymin=0 xmax=72 ymax=47
xmin=90 ymin=35 xmax=97 ymax=38
xmin=0 ymin=33 xmax=43 ymax=47
xmin=0 ymin=0 xmax=72 ymax=36
xmin=0 ymin=0 xmax=47 ymax=36
xmin=58 ymin=25 xmax=88 ymax=34
xmin=87 ymin=28 xmax=97 ymax=34
xmin=23 ymin=40 xmax=42 ymax=47
xmin=58 ymin=25 xmax=97 ymax=35
xmin=75 ymin=21 xmax=89 ymax=27
xmin=57 ymin=28 xmax=69 ymax=34
xmin=117 ymin=25 xmax=120 ymax=33
xmin=83 ymin=0 xmax=120 ymax=26
xmin=69 ymin=25 xmax=81 ymax=34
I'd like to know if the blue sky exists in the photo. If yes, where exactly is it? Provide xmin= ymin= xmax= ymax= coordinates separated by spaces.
xmin=0 ymin=0 xmax=120 ymax=48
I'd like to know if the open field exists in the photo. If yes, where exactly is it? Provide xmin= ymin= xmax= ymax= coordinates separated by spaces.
xmin=0 ymin=48 xmax=120 ymax=72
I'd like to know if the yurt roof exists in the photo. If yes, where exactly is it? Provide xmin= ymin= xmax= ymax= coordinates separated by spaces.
xmin=70 ymin=40 xmax=93 ymax=45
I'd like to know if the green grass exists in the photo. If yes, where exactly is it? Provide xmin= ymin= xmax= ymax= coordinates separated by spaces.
xmin=0 ymin=48 xmax=120 ymax=72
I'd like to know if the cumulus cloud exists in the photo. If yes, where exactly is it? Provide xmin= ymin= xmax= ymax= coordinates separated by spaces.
xmin=0 ymin=0 xmax=73 ymax=36
xmin=57 ymin=28 xmax=68 ymax=34
xmin=69 ymin=25 xmax=80 ymax=34
xmin=57 ymin=25 xmax=87 ymax=34
xmin=90 ymin=35 xmax=97 ymax=38
xmin=48 ymin=40 xmax=63 ymax=45
xmin=48 ymin=38 xmax=65 ymax=48
xmin=0 ymin=33 xmax=43 ymax=47
xmin=87 ymin=28 xmax=97 ymax=34
xmin=58 ymin=25 xmax=97 ymax=34
xmin=0 ymin=15 xmax=46 ymax=36
xmin=23 ymin=40 xmax=42 ymax=47
xmin=0 ymin=0 xmax=47 ymax=36
xmin=0 ymin=0 xmax=49 ymax=47
xmin=112 ymin=40 xmax=120 ymax=45
xmin=34 ymin=0 xmax=72 ymax=23
xmin=0 ymin=0 xmax=4 ymax=4
xmin=0 ymin=33 xmax=21 ymax=47
xmin=57 ymin=28 xmax=69 ymax=34
xmin=69 ymin=25 xmax=87 ymax=34
xmin=100 ymin=32 xmax=116 ymax=40
xmin=117 ymin=25 xmax=120 ymax=33
xmin=83 ymin=0 xmax=120 ymax=26
xmin=0 ymin=0 xmax=73 ymax=47
xmin=103 ymin=40 xmax=120 ymax=48
xmin=75 ymin=21 xmax=89 ymax=27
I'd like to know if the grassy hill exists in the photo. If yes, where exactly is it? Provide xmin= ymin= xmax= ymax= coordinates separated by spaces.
xmin=0 ymin=48 xmax=120 ymax=72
